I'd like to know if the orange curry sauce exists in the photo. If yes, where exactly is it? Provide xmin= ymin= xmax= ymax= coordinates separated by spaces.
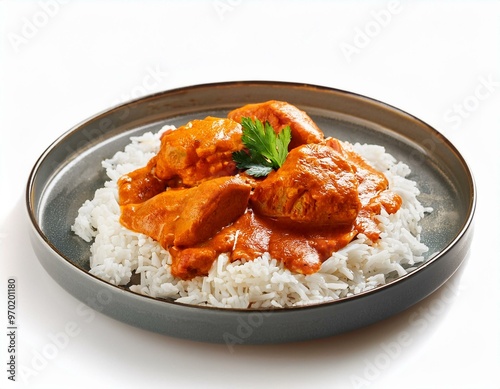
xmin=117 ymin=101 xmax=402 ymax=280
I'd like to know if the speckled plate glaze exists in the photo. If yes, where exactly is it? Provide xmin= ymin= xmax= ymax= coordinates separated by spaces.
xmin=26 ymin=81 xmax=475 ymax=344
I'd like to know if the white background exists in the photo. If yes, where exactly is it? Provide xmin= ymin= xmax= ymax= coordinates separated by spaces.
xmin=1 ymin=1 xmax=499 ymax=388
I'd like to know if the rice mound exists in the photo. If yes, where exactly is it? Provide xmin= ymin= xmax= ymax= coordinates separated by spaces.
xmin=72 ymin=126 xmax=431 ymax=308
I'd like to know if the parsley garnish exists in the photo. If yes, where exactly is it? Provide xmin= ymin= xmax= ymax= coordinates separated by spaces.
xmin=232 ymin=117 xmax=292 ymax=177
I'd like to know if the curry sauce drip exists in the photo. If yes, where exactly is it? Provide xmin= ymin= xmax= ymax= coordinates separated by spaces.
xmin=117 ymin=101 xmax=402 ymax=280
xmin=168 ymin=210 xmax=358 ymax=279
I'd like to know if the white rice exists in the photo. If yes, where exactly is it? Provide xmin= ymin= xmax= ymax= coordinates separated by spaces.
xmin=71 ymin=126 xmax=432 ymax=308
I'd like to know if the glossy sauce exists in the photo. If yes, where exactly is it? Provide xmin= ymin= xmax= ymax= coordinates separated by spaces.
xmin=168 ymin=210 xmax=358 ymax=279
xmin=117 ymin=103 xmax=403 ymax=280
xmin=118 ymin=164 xmax=401 ymax=280
xmin=118 ymin=157 xmax=168 ymax=206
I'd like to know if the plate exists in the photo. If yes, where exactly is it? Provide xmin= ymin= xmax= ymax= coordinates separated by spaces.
xmin=26 ymin=81 xmax=475 ymax=344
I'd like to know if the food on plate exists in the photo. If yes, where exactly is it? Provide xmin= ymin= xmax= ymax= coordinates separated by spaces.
xmin=155 ymin=117 xmax=243 ymax=187
xmin=120 ymin=176 xmax=252 ymax=279
xmin=72 ymin=101 xmax=431 ymax=308
xmin=228 ymin=100 xmax=324 ymax=149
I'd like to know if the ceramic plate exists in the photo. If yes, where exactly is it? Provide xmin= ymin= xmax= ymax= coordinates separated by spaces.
xmin=27 ymin=81 xmax=475 ymax=344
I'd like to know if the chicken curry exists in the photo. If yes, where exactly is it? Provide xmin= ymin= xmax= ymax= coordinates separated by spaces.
xmin=118 ymin=101 xmax=402 ymax=280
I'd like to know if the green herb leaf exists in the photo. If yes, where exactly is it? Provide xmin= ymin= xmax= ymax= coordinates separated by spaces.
xmin=233 ymin=117 xmax=291 ymax=177
xmin=243 ymin=164 xmax=273 ymax=177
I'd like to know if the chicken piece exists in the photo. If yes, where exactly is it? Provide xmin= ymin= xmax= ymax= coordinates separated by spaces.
xmin=251 ymin=143 xmax=361 ymax=227
xmin=117 ymin=156 xmax=168 ymax=206
xmin=325 ymin=139 xmax=403 ymax=241
xmin=330 ymin=140 xmax=390 ymax=207
xmin=155 ymin=117 xmax=244 ymax=187
xmin=228 ymin=100 xmax=324 ymax=149
xmin=120 ymin=188 xmax=189 ymax=248
xmin=119 ymin=176 xmax=252 ymax=250
xmin=173 ymin=176 xmax=251 ymax=246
